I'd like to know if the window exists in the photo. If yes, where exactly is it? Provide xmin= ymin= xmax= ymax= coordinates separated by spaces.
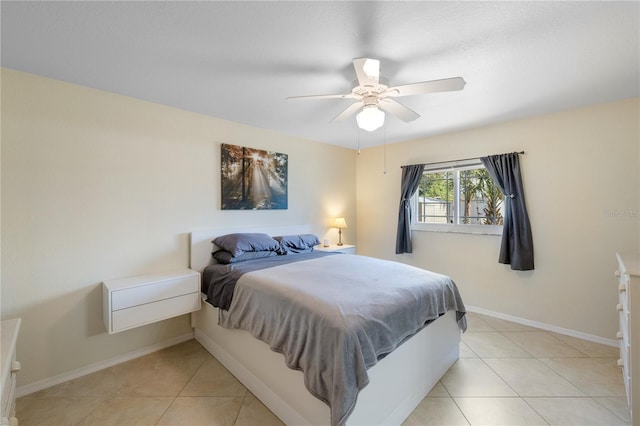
xmin=413 ymin=161 xmax=503 ymax=235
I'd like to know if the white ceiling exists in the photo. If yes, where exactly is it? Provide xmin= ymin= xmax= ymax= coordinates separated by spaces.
xmin=2 ymin=1 xmax=639 ymax=149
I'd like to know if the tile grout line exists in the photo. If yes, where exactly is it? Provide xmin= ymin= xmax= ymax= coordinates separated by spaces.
xmin=154 ymin=396 xmax=179 ymax=425
xmin=476 ymin=352 xmax=545 ymax=424
xmin=437 ymin=375 xmax=472 ymax=426
xmin=232 ymin=395 xmax=248 ymax=426
xmin=69 ymin=395 xmax=110 ymax=426
xmin=155 ymin=348 xmax=209 ymax=425
xmin=591 ymin=396 xmax=633 ymax=423
xmin=501 ymin=329 xmax=592 ymax=358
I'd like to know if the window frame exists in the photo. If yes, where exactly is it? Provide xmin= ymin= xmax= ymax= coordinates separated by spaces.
xmin=411 ymin=160 xmax=503 ymax=236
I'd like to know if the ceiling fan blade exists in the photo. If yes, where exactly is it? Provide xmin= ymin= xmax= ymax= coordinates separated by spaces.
xmin=385 ymin=77 xmax=466 ymax=97
xmin=330 ymin=102 xmax=363 ymax=123
xmin=286 ymin=93 xmax=356 ymax=100
xmin=352 ymin=57 xmax=380 ymax=87
xmin=378 ymin=98 xmax=420 ymax=122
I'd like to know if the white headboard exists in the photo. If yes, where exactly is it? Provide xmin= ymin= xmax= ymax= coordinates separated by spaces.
xmin=189 ymin=224 xmax=312 ymax=272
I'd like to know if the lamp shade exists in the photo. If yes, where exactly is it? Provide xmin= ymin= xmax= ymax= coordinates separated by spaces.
xmin=334 ymin=217 xmax=348 ymax=229
xmin=356 ymin=105 xmax=385 ymax=132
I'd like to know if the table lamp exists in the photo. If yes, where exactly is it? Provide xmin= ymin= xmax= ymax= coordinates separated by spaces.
xmin=334 ymin=217 xmax=347 ymax=246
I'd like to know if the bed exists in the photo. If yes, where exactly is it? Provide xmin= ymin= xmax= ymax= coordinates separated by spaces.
xmin=189 ymin=225 xmax=466 ymax=426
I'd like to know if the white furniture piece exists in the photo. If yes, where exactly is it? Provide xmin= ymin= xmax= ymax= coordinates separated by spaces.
xmin=1 ymin=318 xmax=21 ymax=426
xmin=190 ymin=226 xmax=461 ymax=426
xmin=103 ymin=269 xmax=200 ymax=334
xmin=616 ymin=252 xmax=639 ymax=425
xmin=315 ymin=243 xmax=356 ymax=254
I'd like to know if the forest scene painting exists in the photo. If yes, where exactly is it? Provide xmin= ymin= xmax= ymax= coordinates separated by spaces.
xmin=221 ymin=143 xmax=288 ymax=210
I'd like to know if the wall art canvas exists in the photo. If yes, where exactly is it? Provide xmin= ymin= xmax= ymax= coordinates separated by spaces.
xmin=221 ymin=143 xmax=288 ymax=210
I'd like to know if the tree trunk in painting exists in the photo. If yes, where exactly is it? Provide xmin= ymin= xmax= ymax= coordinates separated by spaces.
xmin=221 ymin=143 xmax=288 ymax=210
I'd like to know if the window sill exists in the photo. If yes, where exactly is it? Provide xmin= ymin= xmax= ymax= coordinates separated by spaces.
xmin=412 ymin=224 xmax=503 ymax=236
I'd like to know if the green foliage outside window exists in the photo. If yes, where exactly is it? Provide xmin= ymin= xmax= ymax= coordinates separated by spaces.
xmin=417 ymin=167 xmax=503 ymax=225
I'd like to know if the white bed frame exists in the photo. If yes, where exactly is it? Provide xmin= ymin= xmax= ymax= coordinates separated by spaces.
xmin=189 ymin=225 xmax=461 ymax=426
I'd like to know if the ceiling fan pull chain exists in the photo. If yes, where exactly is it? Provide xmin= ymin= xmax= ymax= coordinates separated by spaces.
xmin=383 ymin=125 xmax=387 ymax=174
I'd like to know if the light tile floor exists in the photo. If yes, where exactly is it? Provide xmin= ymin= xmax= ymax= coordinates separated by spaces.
xmin=16 ymin=312 xmax=632 ymax=425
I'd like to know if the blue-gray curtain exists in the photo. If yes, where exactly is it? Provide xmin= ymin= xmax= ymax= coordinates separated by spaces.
xmin=395 ymin=164 xmax=425 ymax=254
xmin=480 ymin=153 xmax=534 ymax=270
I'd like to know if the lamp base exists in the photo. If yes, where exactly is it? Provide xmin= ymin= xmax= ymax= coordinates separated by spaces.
xmin=337 ymin=228 xmax=343 ymax=246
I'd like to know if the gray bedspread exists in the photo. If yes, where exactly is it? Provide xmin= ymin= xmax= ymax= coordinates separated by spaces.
xmin=218 ymin=254 xmax=466 ymax=426
xmin=203 ymin=252 xmax=336 ymax=310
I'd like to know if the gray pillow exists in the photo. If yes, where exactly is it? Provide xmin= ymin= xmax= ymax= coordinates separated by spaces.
xmin=213 ymin=250 xmax=278 ymax=264
xmin=212 ymin=233 xmax=280 ymax=257
xmin=274 ymin=234 xmax=321 ymax=254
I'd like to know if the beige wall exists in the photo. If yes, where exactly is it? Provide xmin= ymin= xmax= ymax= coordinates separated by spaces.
xmin=356 ymin=98 xmax=640 ymax=340
xmin=1 ymin=69 xmax=356 ymax=387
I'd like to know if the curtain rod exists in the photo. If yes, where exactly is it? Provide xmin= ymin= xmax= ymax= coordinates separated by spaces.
xmin=401 ymin=151 xmax=525 ymax=169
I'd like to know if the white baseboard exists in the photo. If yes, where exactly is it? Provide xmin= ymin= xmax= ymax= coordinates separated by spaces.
xmin=16 ymin=332 xmax=194 ymax=398
xmin=465 ymin=305 xmax=618 ymax=347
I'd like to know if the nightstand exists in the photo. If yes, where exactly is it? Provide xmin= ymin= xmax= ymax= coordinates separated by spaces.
xmin=315 ymin=244 xmax=356 ymax=255
xmin=103 ymin=269 xmax=201 ymax=334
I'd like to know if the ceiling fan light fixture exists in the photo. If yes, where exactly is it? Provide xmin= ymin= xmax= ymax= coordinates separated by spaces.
xmin=356 ymin=105 xmax=385 ymax=132
xmin=362 ymin=59 xmax=380 ymax=79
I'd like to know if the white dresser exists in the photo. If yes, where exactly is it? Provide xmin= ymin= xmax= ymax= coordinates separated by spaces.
xmin=1 ymin=318 xmax=21 ymax=426
xmin=103 ymin=269 xmax=201 ymax=334
xmin=616 ymin=253 xmax=639 ymax=425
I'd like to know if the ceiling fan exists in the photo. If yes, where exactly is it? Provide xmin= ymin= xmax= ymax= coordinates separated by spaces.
xmin=286 ymin=58 xmax=466 ymax=132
